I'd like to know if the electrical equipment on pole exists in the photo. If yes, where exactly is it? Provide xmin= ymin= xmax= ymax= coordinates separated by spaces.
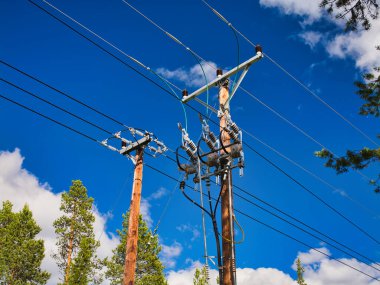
xmin=177 ymin=46 xmax=263 ymax=285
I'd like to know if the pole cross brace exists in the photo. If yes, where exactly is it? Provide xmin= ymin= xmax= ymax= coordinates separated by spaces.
xmin=181 ymin=50 xmax=263 ymax=104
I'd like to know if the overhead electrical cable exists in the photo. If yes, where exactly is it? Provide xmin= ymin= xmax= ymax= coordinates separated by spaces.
xmin=27 ymin=0 xmax=189 ymax=131
xmin=243 ymin=142 xmax=380 ymax=245
xmin=162 ymin=152 xmax=380 ymax=269
xmin=145 ymin=163 xmax=380 ymax=282
xmin=26 ymin=0 xmax=379 ymax=245
xmin=4 ymin=73 xmax=378 ymax=268
xmin=119 ymin=0 xmax=376 ymax=199
xmin=0 ymin=93 xmax=98 ymax=142
xmin=200 ymin=0 xmax=379 ymax=147
xmin=1 ymin=93 xmax=379 ymax=281
xmin=0 ymin=78 xmax=113 ymax=135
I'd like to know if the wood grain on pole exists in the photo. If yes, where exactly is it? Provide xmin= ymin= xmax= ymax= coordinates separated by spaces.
xmin=123 ymin=147 xmax=144 ymax=285
xmin=219 ymin=82 xmax=234 ymax=285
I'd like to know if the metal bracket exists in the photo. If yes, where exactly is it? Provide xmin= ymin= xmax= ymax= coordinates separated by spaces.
xmin=182 ymin=51 xmax=263 ymax=103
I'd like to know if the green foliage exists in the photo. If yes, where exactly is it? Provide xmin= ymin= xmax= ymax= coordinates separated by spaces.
xmin=53 ymin=180 xmax=102 ymax=284
xmin=317 ymin=3 xmax=380 ymax=193
xmin=0 ymin=200 xmax=50 ymax=284
xmin=296 ymin=258 xmax=307 ymax=285
xmin=193 ymin=266 xmax=208 ymax=285
xmin=320 ymin=0 xmax=379 ymax=31
xmin=105 ymin=212 xmax=167 ymax=285
xmin=355 ymin=49 xmax=380 ymax=117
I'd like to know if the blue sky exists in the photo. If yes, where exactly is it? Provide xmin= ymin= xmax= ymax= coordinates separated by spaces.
xmin=1 ymin=0 xmax=380 ymax=284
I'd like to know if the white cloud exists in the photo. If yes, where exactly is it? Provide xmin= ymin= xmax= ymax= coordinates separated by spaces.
xmin=160 ymin=241 xmax=183 ymax=269
xmin=156 ymin=61 xmax=217 ymax=88
xmin=140 ymin=197 xmax=153 ymax=228
xmin=167 ymin=262 xmax=295 ymax=285
xmin=259 ymin=0 xmax=380 ymax=71
xmin=299 ymin=31 xmax=323 ymax=49
xmin=148 ymin=186 xmax=169 ymax=200
xmin=326 ymin=18 xmax=380 ymax=71
xmin=176 ymin=224 xmax=201 ymax=242
xmin=0 ymin=149 xmax=118 ymax=285
xmin=292 ymin=247 xmax=330 ymax=269
xmin=295 ymin=248 xmax=380 ymax=285
xmin=259 ymin=0 xmax=322 ymax=23
xmin=167 ymin=247 xmax=380 ymax=285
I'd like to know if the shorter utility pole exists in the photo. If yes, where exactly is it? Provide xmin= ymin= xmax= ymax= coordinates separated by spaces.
xmin=124 ymin=147 xmax=144 ymax=285
xmin=101 ymin=128 xmax=167 ymax=285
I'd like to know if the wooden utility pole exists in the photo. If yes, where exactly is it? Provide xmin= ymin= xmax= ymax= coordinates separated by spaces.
xmin=180 ymin=48 xmax=263 ymax=285
xmin=123 ymin=147 xmax=144 ymax=285
xmin=217 ymin=69 xmax=235 ymax=285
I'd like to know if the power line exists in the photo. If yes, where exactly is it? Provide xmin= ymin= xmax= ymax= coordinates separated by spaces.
xmin=162 ymin=153 xmax=380 ymax=270
xmin=2 ymin=92 xmax=379 ymax=282
xmin=0 ymin=93 xmax=98 ymax=142
xmin=241 ymin=128 xmax=379 ymax=218
xmin=30 ymin=0 xmax=189 ymax=131
xmin=0 ymin=59 xmax=127 ymax=127
xmin=25 ymin=0 xmax=379 ymax=246
xmin=119 ymin=0 xmax=377 ymax=214
xmin=4 ymin=59 xmax=376 ymax=220
xmin=27 ymin=0 xmax=186 ymax=120
xmin=233 ymin=208 xmax=380 ymax=282
xmin=200 ymin=0 xmax=379 ymax=147
xmin=0 ymin=78 xmax=113 ymax=135
xmin=243 ymin=142 xmax=380 ymax=245
xmin=5 ymin=67 xmax=379 ymax=270
xmin=232 ymin=184 xmax=380 ymax=267
xmin=144 ymin=164 xmax=380 ymax=282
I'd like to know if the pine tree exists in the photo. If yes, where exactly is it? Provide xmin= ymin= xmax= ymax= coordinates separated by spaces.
xmin=53 ymin=180 xmax=102 ymax=285
xmin=296 ymin=258 xmax=307 ymax=285
xmin=105 ymin=212 xmax=167 ymax=285
xmin=317 ymin=1 xmax=380 ymax=193
xmin=193 ymin=266 xmax=208 ymax=285
xmin=0 ymin=200 xmax=50 ymax=284
xmin=320 ymin=0 xmax=379 ymax=31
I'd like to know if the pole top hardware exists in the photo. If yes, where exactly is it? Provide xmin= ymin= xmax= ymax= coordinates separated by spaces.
xmin=101 ymin=127 xmax=167 ymax=164
xmin=181 ymin=49 xmax=264 ymax=105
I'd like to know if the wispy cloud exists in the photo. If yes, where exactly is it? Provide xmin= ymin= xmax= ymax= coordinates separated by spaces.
xmin=298 ymin=31 xmax=323 ymax=49
xmin=148 ymin=186 xmax=169 ymax=200
xmin=160 ymin=241 xmax=183 ymax=269
xmin=176 ymin=224 xmax=201 ymax=242
xmin=259 ymin=0 xmax=322 ymax=24
xmin=260 ymin=0 xmax=380 ymax=72
xmin=156 ymin=61 xmax=217 ymax=88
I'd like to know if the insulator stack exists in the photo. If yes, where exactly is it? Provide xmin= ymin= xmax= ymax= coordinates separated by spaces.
xmin=205 ymin=138 xmax=217 ymax=151
xmin=228 ymin=129 xmax=239 ymax=141
xmin=230 ymin=121 xmax=239 ymax=134
xmin=209 ymin=131 xmax=217 ymax=143
xmin=184 ymin=146 xmax=197 ymax=161
xmin=187 ymin=140 xmax=197 ymax=151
